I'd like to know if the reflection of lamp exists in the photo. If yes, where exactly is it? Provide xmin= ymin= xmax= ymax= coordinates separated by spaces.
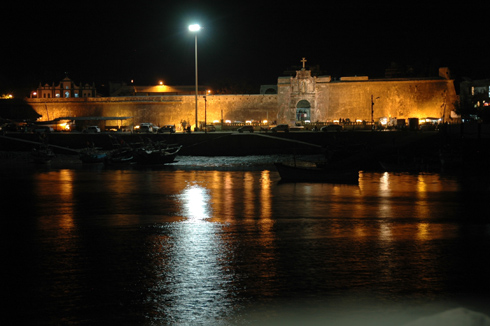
xmin=182 ymin=185 xmax=209 ymax=220
xmin=189 ymin=24 xmax=201 ymax=131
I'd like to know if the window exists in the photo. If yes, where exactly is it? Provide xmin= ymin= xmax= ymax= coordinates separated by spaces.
xmin=475 ymin=86 xmax=486 ymax=94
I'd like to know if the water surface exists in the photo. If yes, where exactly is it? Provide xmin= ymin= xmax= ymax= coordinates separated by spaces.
xmin=3 ymin=156 xmax=490 ymax=325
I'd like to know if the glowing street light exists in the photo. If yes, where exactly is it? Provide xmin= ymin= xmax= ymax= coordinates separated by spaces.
xmin=189 ymin=23 xmax=201 ymax=131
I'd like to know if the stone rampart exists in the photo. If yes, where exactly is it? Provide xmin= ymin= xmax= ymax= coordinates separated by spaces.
xmin=278 ymin=76 xmax=457 ymax=123
xmin=320 ymin=79 xmax=456 ymax=122
xmin=24 ymin=76 xmax=457 ymax=130
xmin=26 ymin=95 xmax=279 ymax=130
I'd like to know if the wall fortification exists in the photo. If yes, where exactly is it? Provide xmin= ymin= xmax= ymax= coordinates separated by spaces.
xmin=25 ymin=61 xmax=457 ymax=129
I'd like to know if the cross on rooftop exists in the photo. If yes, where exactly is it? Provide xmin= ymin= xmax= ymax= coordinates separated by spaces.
xmin=301 ymin=57 xmax=307 ymax=70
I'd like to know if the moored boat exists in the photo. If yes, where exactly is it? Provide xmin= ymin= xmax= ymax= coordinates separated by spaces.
xmin=79 ymin=147 xmax=108 ymax=163
xmin=31 ymin=145 xmax=55 ymax=164
xmin=274 ymin=162 xmax=359 ymax=184
xmin=132 ymin=144 xmax=182 ymax=165
xmin=104 ymin=147 xmax=134 ymax=165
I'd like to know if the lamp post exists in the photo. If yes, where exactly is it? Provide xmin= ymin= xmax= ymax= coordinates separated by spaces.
xmin=204 ymin=95 xmax=207 ymax=133
xmin=189 ymin=23 xmax=201 ymax=131
xmin=371 ymin=95 xmax=380 ymax=130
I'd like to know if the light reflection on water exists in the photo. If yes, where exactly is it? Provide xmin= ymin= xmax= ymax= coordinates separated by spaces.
xmin=3 ymin=162 xmax=490 ymax=325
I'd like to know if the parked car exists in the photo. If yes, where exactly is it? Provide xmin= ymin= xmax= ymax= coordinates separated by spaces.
xmin=34 ymin=126 xmax=54 ymax=133
xmin=203 ymin=125 xmax=216 ymax=132
xmin=271 ymin=124 xmax=289 ymax=133
xmin=290 ymin=125 xmax=305 ymax=131
xmin=320 ymin=124 xmax=342 ymax=132
xmin=158 ymin=125 xmax=176 ymax=133
xmin=135 ymin=123 xmax=157 ymax=133
xmin=84 ymin=126 xmax=101 ymax=133
xmin=237 ymin=125 xmax=254 ymax=133
xmin=138 ymin=125 xmax=151 ymax=133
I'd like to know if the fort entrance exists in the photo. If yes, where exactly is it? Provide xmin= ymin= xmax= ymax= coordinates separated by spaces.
xmin=296 ymin=99 xmax=311 ymax=121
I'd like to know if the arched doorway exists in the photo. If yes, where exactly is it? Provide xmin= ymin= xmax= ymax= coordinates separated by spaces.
xmin=296 ymin=100 xmax=311 ymax=121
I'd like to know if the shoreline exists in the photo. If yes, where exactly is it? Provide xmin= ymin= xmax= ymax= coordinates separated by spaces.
xmin=2 ymin=130 xmax=490 ymax=173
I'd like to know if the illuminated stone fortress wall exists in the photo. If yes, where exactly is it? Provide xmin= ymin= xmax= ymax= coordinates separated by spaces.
xmin=278 ymin=67 xmax=457 ymax=123
xmin=26 ymin=94 xmax=279 ymax=129
xmin=26 ymin=67 xmax=457 ymax=128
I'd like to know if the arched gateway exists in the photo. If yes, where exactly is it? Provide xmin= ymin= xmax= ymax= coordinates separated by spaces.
xmin=296 ymin=100 xmax=311 ymax=121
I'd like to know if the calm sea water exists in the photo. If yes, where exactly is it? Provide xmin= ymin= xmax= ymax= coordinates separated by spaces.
xmin=2 ymin=155 xmax=490 ymax=325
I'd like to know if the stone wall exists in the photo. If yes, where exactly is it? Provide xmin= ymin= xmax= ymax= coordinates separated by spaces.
xmin=24 ymin=74 xmax=457 ymax=129
xmin=319 ymin=79 xmax=456 ymax=122
xmin=278 ymin=71 xmax=457 ymax=124
xmin=26 ymin=95 xmax=280 ymax=130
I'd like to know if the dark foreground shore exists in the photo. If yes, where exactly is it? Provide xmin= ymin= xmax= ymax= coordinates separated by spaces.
xmin=1 ymin=130 xmax=489 ymax=172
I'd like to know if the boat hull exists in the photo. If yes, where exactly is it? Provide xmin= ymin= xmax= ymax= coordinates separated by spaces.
xmin=31 ymin=144 xmax=55 ymax=164
xmin=79 ymin=151 xmax=108 ymax=163
xmin=31 ymin=150 xmax=55 ymax=164
xmin=133 ymin=145 xmax=182 ymax=165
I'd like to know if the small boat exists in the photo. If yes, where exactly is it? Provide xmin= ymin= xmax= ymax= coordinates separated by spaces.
xmin=105 ymin=148 xmax=134 ymax=165
xmin=31 ymin=145 xmax=55 ymax=164
xmin=133 ymin=144 xmax=182 ymax=165
xmin=274 ymin=162 xmax=359 ymax=184
xmin=79 ymin=147 xmax=108 ymax=163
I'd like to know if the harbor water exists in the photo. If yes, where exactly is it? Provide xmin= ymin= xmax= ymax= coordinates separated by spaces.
xmin=2 ymin=155 xmax=490 ymax=325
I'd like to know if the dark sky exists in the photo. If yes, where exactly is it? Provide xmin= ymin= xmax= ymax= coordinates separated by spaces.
xmin=2 ymin=1 xmax=489 ymax=94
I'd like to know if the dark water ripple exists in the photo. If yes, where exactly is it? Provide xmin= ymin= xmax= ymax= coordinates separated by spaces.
xmin=2 ymin=156 xmax=490 ymax=325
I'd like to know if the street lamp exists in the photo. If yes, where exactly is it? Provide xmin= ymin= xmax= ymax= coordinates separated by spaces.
xmin=371 ymin=95 xmax=380 ymax=130
xmin=189 ymin=23 xmax=201 ymax=131
xmin=204 ymin=95 xmax=207 ymax=133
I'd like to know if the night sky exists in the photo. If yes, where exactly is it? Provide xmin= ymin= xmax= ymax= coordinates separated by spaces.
xmin=2 ymin=1 xmax=489 ymax=95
